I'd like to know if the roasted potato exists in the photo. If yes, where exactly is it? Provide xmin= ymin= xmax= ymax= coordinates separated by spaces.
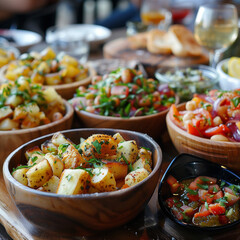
xmin=116 ymin=140 xmax=138 ymax=164
xmin=102 ymin=160 xmax=128 ymax=180
xmin=44 ymin=153 xmax=64 ymax=178
xmin=57 ymin=169 xmax=90 ymax=195
xmin=125 ymin=168 xmax=150 ymax=187
xmin=12 ymin=168 xmax=29 ymax=186
xmin=38 ymin=175 xmax=60 ymax=193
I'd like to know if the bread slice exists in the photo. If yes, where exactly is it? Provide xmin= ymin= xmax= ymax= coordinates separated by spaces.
xmin=168 ymin=25 xmax=203 ymax=57
xmin=128 ymin=32 xmax=148 ymax=49
xmin=146 ymin=29 xmax=172 ymax=55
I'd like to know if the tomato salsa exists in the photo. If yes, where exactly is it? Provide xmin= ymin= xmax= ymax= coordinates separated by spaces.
xmin=71 ymin=68 xmax=176 ymax=118
xmin=169 ymin=89 xmax=240 ymax=142
xmin=165 ymin=175 xmax=240 ymax=227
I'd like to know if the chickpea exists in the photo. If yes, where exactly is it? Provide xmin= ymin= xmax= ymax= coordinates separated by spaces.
xmin=186 ymin=101 xmax=197 ymax=111
xmin=182 ymin=112 xmax=195 ymax=122
xmin=86 ymin=106 xmax=95 ymax=113
xmin=210 ymin=134 xmax=229 ymax=142
xmin=213 ymin=116 xmax=222 ymax=126
xmin=52 ymin=112 xmax=63 ymax=121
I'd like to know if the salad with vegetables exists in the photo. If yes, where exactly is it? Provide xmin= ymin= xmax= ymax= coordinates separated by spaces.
xmin=70 ymin=67 xmax=176 ymax=118
xmin=166 ymin=175 xmax=240 ymax=227
xmin=169 ymin=89 xmax=240 ymax=142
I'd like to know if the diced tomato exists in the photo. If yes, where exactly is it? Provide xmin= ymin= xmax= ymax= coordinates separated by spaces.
xmin=171 ymin=206 xmax=184 ymax=221
xmin=194 ymin=204 xmax=210 ymax=218
xmin=224 ymin=187 xmax=235 ymax=195
xmin=219 ymin=215 xmax=229 ymax=225
xmin=208 ymin=184 xmax=220 ymax=194
xmin=187 ymin=193 xmax=199 ymax=202
xmin=224 ymin=192 xmax=240 ymax=206
xmin=189 ymin=176 xmax=217 ymax=190
xmin=168 ymin=104 xmax=184 ymax=129
xmin=166 ymin=197 xmax=177 ymax=208
xmin=187 ymin=123 xmax=202 ymax=137
xmin=204 ymin=124 xmax=231 ymax=138
xmin=111 ymin=85 xmax=129 ymax=98
xmin=198 ymin=189 xmax=214 ymax=204
xmin=213 ymin=191 xmax=224 ymax=201
xmin=166 ymin=175 xmax=181 ymax=193
xmin=193 ymin=108 xmax=213 ymax=130
xmin=180 ymin=205 xmax=195 ymax=217
xmin=209 ymin=203 xmax=226 ymax=215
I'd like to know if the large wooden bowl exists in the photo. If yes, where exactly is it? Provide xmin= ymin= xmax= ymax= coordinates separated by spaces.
xmin=0 ymin=65 xmax=96 ymax=99
xmin=75 ymin=95 xmax=179 ymax=141
xmin=166 ymin=103 xmax=240 ymax=172
xmin=0 ymin=100 xmax=73 ymax=166
xmin=3 ymin=128 xmax=162 ymax=236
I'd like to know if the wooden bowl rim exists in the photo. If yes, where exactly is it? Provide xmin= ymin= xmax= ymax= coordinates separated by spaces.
xmin=3 ymin=128 xmax=162 ymax=199
xmin=75 ymin=94 xmax=180 ymax=121
xmin=0 ymin=63 xmax=96 ymax=89
xmin=0 ymin=100 xmax=74 ymax=136
xmin=166 ymin=103 xmax=240 ymax=146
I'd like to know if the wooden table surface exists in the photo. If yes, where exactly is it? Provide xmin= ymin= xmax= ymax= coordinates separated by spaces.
xmin=1 ymin=28 xmax=240 ymax=240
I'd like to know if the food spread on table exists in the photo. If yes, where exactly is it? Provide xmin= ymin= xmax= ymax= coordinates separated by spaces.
xmin=70 ymin=67 xmax=176 ymax=117
xmin=12 ymin=132 xmax=152 ymax=194
xmin=0 ymin=77 xmax=65 ymax=130
xmin=2 ymin=47 xmax=88 ymax=85
xmin=169 ymin=89 xmax=240 ymax=142
xmin=166 ymin=175 xmax=240 ymax=227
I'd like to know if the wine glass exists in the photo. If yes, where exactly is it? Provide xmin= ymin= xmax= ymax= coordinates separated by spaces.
xmin=140 ymin=0 xmax=172 ymax=30
xmin=194 ymin=4 xmax=238 ymax=68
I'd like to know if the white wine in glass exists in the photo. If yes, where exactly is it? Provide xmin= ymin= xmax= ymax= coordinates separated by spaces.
xmin=194 ymin=4 xmax=238 ymax=67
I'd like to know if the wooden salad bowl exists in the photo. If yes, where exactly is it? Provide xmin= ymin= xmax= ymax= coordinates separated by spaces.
xmin=75 ymin=95 xmax=180 ymax=141
xmin=3 ymin=128 xmax=162 ymax=236
xmin=0 ymin=100 xmax=74 ymax=166
xmin=166 ymin=103 xmax=240 ymax=172
xmin=0 ymin=65 xmax=96 ymax=100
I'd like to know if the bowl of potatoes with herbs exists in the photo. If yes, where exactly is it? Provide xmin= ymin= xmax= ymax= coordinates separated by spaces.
xmin=3 ymin=128 xmax=162 ymax=234
xmin=0 ymin=77 xmax=74 ymax=162
xmin=0 ymin=47 xmax=95 ymax=99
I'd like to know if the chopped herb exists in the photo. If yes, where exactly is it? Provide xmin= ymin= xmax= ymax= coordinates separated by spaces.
xmin=196 ymin=184 xmax=209 ymax=190
xmin=185 ymin=187 xmax=198 ymax=195
xmin=92 ymin=140 xmax=102 ymax=154
xmin=205 ymin=202 xmax=209 ymax=210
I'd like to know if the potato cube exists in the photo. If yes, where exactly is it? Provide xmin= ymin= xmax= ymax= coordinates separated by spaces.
xmin=12 ymin=168 xmax=29 ymax=186
xmin=102 ymin=160 xmax=128 ymax=180
xmin=116 ymin=140 xmax=138 ymax=164
xmin=57 ymin=169 xmax=90 ymax=195
xmin=38 ymin=176 xmax=60 ymax=193
xmin=138 ymin=147 xmax=152 ymax=166
xmin=91 ymin=166 xmax=116 ymax=192
xmin=26 ymin=159 xmax=53 ymax=188
xmin=0 ymin=118 xmax=19 ymax=130
xmin=0 ymin=106 xmax=13 ymax=121
xmin=45 ymin=73 xmax=62 ymax=85
xmin=44 ymin=153 xmax=64 ymax=177
xmin=125 ymin=168 xmax=149 ymax=187
xmin=25 ymin=146 xmax=43 ymax=159
xmin=113 ymin=133 xmax=125 ymax=144
xmin=5 ymin=95 xmax=23 ymax=108
xmin=132 ymin=158 xmax=152 ymax=173
xmin=62 ymin=144 xmax=88 ymax=169
xmin=40 ymin=47 xmax=56 ymax=60
xmin=51 ymin=132 xmax=72 ymax=147
xmin=41 ymin=140 xmax=58 ymax=154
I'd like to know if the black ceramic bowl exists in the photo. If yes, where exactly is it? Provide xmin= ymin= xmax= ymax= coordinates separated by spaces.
xmin=158 ymin=153 xmax=240 ymax=231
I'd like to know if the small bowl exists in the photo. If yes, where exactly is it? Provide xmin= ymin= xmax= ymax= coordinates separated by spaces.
xmin=216 ymin=58 xmax=240 ymax=90
xmin=3 ymin=128 xmax=162 ymax=235
xmin=158 ymin=153 xmax=240 ymax=230
xmin=166 ymin=103 xmax=240 ymax=172
xmin=74 ymin=94 xmax=179 ymax=140
xmin=0 ymin=65 xmax=96 ymax=100
xmin=0 ymin=100 xmax=73 ymax=165
xmin=155 ymin=65 xmax=218 ymax=101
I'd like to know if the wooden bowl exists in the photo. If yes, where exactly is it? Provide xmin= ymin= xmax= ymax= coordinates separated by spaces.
xmin=0 ymin=100 xmax=73 ymax=166
xmin=3 ymin=128 xmax=162 ymax=236
xmin=75 ymin=95 xmax=179 ymax=141
xmin=166 ymin=103 xmax=240 ymax=172
xmin=0 ymin=65 xmax=96 ymax=99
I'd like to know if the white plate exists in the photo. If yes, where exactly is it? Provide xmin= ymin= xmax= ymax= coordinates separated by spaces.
xmin=0 ymin=29 xmax=42 ymax=52
xmin=46 ymin=24 xmax=112 ymax=48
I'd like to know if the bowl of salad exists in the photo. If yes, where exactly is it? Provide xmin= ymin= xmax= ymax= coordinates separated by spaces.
xmin=155 ymin=65 xmax=218 ymax=101
xmin=70 ymin=67 xmax=179 ymax=140
xmin=166 ymin=89 xmax=240 ymax=172
xmin=159 ymin=153 xmax=240 ymax=230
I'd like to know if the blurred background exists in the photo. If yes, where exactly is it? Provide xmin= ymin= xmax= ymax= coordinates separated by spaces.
xmin=0 ymin=0 xmax=239 ymax=37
